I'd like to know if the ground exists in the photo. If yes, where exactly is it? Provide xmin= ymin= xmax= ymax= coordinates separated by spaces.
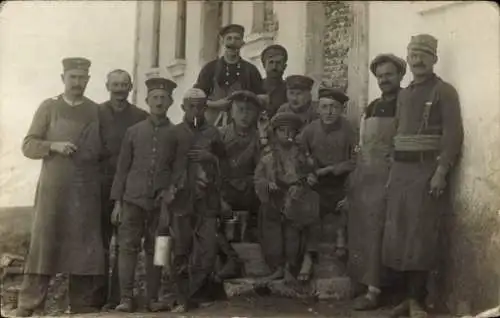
xmin=2 ymin=296 xmax=454 ymax=318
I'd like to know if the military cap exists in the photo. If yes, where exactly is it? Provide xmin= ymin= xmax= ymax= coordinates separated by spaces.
xmin=270 ymin=112 xmax=303 ymax=131
xmin=370 ymin=53 xmax=407 ymax=76
xmin=145 ymin=77 xmax=177 ymax=94
xmin=261 ymin=44 xmax=288 ymax=64
xmin=219 ymin=24 xmax=245 ymax=37
xmin=407 ymin=34 xmax=438 ymax=56
xmin=318 ymin=87 xmax=349 ymax=104
xmin=62 ymin=57 xmax=91 ymax=72
xmin=285 ymin=75 xmax=314 ymax=91
xmin=183 ymin=88 xmax=207 ymax=101
xmin=228 ymin=90 xmax=262 ymax=110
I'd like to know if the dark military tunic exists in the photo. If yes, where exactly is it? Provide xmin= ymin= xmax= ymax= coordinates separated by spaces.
xmin=262 ymin=77 xmax=287 ymax=118
xmin=382 ymin=74 xmax=463 ymax=271
xmin=22 ymin=95 xmax=104 ymax=275
xmin=347 ymin=95 xmax=398 ymax=288
xmin=194 ymin=57 xmax=264 ymax=125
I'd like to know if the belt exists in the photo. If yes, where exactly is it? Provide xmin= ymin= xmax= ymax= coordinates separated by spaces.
xmin=393 ymin=150 xmax=439 ymax=163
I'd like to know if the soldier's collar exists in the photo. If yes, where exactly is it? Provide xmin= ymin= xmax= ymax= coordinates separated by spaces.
xmin=149 ymin=115 xmax=170 ymax=127
xmin=409 ymin=73 xmax=437 ymax=87
xmin=320 ymin=117 xmax=342 ymax=132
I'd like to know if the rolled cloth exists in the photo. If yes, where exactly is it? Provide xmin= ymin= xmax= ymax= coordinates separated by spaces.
xmin=183 ymin=88 xmax=207 ymax=101
xmin=393 ymin=134 xmax=441 ymax=151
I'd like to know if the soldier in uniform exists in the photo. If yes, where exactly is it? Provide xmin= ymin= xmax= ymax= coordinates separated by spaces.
xmin=17 ymin=58 xmax=105 ymax=317
xmin=110 ymin=76 xmax=177 ymax=312
xmin=382 ymin=34 xmax=463 ymax=318
xmin=96 ymin=69 xmax=148 ymax=310
xmin=215 ymin=90 xmax=263 ymax=280
xmin=300 ymin=88 xmax=356 ymax=282
xmin=160 ymin=88 xmax=228 ymax=313
xmin=276 ymin=75 xmax=318 ymax=130
xmin=194 ymin=24 xmax=265 ymax=126
xmin=255 ymin=112 xmax=318 ymax=282
xmin=346 ymin=54 xmax=406 ymax=311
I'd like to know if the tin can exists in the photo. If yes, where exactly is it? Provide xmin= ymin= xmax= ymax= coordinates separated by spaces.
xmin=154 ymin=236 xmax=172 ymax=269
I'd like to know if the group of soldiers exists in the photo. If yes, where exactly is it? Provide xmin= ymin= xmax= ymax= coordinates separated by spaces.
xmin=15 ymin=23 xmax=463 ymax=318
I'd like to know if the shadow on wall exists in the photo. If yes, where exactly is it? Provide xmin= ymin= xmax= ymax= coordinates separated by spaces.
xmin=0 ymin=206 xmax=32 ymax=257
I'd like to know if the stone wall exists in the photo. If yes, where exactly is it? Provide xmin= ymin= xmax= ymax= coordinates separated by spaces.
xmin=321 ymin=1 xmax=353 ymax=91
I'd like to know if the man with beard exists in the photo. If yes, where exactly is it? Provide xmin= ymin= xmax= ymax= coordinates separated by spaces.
xmin=382 ymin=34 xmax=463 ymax=318
xmin=194 ymin=24 xmax=264 ymax=127
xmin=110 ymin=76 xmax=177 ymax=313
xmin=276 ymin=75 xmax=318 ymax=130
xmin=346 ymin=54 xmax=406 ymax=311
xmin=300 ymin=88 xmax=356 ymax=282
xmin=16 ymin=58 xmax=104 ymax=317
xmin=160 ymin=88 xmax=228 ymax=313
xmin=215 ymin=91 xmax=263 ymax=281
xmin=96 ymin=69 xmax=147 ymax=310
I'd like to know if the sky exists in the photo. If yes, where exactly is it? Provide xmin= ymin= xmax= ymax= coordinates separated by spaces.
xmin=0 ymin=1 xmax=137 ymax=206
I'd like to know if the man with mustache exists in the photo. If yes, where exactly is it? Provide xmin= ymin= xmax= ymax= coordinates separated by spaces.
xmin=299 ymin=88 xmax=356 ymax=282
xmin=17 ymin=58 xmax=105 ymax=317
xmin=346 ymin=54 xmax=406 ymax=311
xmin=95 ymin=69 xmax=147 ymax=310
xmin=194 ymin=24 xmax=265 ymax=127
xmin=382 ymin=34 xmax=463 ymax=318
xmin=110 ymin=76 xmax=177 ymax=313
xmin=276 ymin=75 xmax=318 ymax=130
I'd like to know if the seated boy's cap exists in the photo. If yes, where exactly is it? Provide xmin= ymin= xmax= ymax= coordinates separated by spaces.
xmin=370 ymin=53 xmax=407 ymax=76
xmin=62 ymin=57 xmax=91 ymax=72
xmin=145 ymin=77 xmax=177 ymax=94
xmin=183 ymin=88 xmax=207 ymax=101
xmin=228 ymin=90 xmax=262 ymax=110
xmin=270 ymin=112 xmax=303 ymax=131
xmin=285 ymin=75 xmax=314 ymax=91
xmin=318 ymin=88 xmax=349 ymax=104
xmin=219 ymin=24 xmax=245 ymax=37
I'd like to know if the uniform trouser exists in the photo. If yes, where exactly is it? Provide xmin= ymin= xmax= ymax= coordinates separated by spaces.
xmin=118 ymin=201 xmax=161 ymax=301
xmin=18 ymin=274 xmax=97 ymax=312
xmin=259 ymin=203 xmax=284 ymax=272
xmin=93 ymin=185 xmax=120 ymax=307
xmin=171 ymin=212 xmax=218 ymax=306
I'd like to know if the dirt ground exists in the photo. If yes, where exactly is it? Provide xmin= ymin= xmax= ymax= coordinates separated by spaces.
xmin=2 ymin=296 xmax=454 ymax=318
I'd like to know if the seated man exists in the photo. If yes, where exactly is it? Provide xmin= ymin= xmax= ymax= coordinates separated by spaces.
xmin=255 ymin=112 xmax=319 ymax=283
xmin=215 ymin=91 xmax=263 ymax=280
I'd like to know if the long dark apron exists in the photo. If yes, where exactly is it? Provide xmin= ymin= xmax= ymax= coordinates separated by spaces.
xmin=347 ymin=112 xmax=396 ymax=288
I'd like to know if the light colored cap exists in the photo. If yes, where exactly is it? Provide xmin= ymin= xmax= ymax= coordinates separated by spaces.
xmin=183 ymin=88 xmax=207 ymax=101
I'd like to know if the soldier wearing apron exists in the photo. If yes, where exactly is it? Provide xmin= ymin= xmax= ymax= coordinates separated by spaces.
xmin=382 ymin=35 xmax=463 ymax=318
xmin=346 ymin=54 xmax=406 ymax=311
xmin=194 ymin=24 xmax=264 ymax=127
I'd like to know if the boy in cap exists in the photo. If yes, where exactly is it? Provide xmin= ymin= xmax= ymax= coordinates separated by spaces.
xmin=110 ymin=76 xmax=177 ymax=312
xmin=299 ymin=87 xmax=357 ymax=281
xmin=255 ymin=112 xmax=318 ymax=282
xmin=347 ymin=53 xmax=406 ymax=311
xmin=17 ymin=57 xmax=104 ymax=317
xmin=382 ymin=34 xmax=463 ymax=318
xmin=160 ymin=88 xmax=228 ymax=313
xmin=194 ymin=24 xmax=264 ymax=126
xmin=276 ymin=75 xmax=318 ymax=130
xmin=215 ymin=90 xmax=263 ymax=280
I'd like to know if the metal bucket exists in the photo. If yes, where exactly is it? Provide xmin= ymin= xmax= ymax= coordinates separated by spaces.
xmin=154 ymin=236 xmax=173 ymax=271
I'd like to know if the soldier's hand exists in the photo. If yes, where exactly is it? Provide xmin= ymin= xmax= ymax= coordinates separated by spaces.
xmin=50 ymin=141 xmax=77 ymax=156
xmin=307 ymin=173 xmax=318 ymax=186
xmin=187 ymin=149 xmax=214 ymax=162
xmin=336 ymin=198 xmax=348 ymax=212
xmin=429 ymin=170 xmax=447 ymax=198
xmin=111 ymin=201 xmax=122 ymax=226
xmin=268 ymin=181 xmax=279 ymax=192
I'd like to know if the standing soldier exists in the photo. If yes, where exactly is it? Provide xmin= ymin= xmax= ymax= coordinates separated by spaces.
xmin=160 ymin=88 xmax=228 ymax=313
xmin=17 ymin=58 xmax=104 ymax=317
xmin=97 ymin=69 xmax=147 ymax=310
xmin=110 ymin=76 xmax=177 ymax=312
xmin=347 ymin=54 xmax=406 ymax=311
xmin=382 ymin=34 xmax=463 ymax=318
xmin=194 ymin=24 xmax=265 ymax=126
xmin=215 ymin=91 xmax=263 ymax=281
xmin=276 ymin=75 xmax=318 ymax=129
xmin=300 ymin=88 xmax=356 ymax=282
